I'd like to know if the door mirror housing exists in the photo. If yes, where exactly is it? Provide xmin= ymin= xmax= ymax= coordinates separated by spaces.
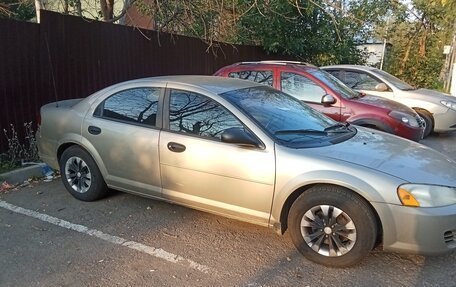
xmin=375 ymin=83 xmax=389 ymax=92
xmin=221 ymin=128 xmax=261 ymax=148
xmin=321 ymin=94 xmax=336 ymax=106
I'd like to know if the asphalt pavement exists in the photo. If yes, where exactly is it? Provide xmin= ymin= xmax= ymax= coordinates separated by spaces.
xmin=0 ymin=133 xmax=455 ymax=287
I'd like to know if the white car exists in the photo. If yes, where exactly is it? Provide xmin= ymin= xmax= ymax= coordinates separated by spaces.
xmin=322 ymin=65 xmax=456 ymax=137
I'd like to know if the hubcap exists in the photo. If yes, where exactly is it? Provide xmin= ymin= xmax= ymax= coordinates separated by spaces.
xmin=65 ymin=156 xmax=92 ymax=193
xmin=300 ymin=205 xmax=357 ymax=257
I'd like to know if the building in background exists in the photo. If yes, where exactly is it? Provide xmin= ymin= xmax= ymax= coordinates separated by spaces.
xmin=357 ymin=38 xmax=391 ymax=68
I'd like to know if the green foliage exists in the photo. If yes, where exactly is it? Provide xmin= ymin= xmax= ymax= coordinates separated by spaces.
xmin=234 ymin=0 xmax=366 ymax=65
xmin=0 ymin=0 xmax=35 ymax=21
xmin=382 ymin=0 xmax=456 ymax=89
xmin=133 ymin=0 xmax=396 ymax=65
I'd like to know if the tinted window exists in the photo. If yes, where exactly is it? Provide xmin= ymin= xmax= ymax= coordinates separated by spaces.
xmin=308 ymin=69 xmax=359 ymax=99
xmin=101 ymin=88 xmax=160 ymax=127
xmin=281 ymin=72 xmax=326 ymax=103
xmin=228 ymin=70 xmax=273 ymax=86
xmin=169 ymin=90 xmax=243 ymax=140
xmin=344 ymin=71 xmax=382 ymax=90
xmin=325 ymin=70 xmax=340 ymax=78
xmin=372 ymin=69 xmax=414 ymax=90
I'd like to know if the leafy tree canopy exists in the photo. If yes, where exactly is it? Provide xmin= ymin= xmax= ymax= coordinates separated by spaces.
xmin=0 ymin=0 xmax=35 ymax=21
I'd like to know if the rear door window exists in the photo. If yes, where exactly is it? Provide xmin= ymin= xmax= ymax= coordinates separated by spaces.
xmin=228 ymin=70 xmax=273 ymax=86
xmin=344 ymin=71 xmax=382 ymax=90
xmin=97 ymin=88 xmax=160 ymax=127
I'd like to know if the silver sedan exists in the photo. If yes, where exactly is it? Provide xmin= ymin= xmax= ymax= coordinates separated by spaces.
xmin=322 ymin=65 xmax=456 ymax=138
xmin=37 ymin=76 xmax=456 ymax=267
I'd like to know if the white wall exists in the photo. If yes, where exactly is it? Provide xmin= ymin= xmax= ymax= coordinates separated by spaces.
xmin=357 ymin=43 xmax=385 ymax=66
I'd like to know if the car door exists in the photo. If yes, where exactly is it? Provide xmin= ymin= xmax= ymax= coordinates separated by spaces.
xmin=82 ymin=86 xmax=163 ymax=197
xmin=342 ymin=70 xmax=395 ymax=100
xmin=279 ymin=71 xmax=342 ymax=121
xmin=159 ymin=87 xmax=275 ymax=225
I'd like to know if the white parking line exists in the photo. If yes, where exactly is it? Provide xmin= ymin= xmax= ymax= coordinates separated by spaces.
xmin=0 ymin=200 xmax=209 ymax=273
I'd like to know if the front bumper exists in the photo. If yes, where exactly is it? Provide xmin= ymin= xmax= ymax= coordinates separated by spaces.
xmin=433 ymin=108 xmax=456 ymax=133
xmin=372 ymin=202 xmax=456 ymax=255
xmin=393 ymin=124 xmax=424 ymax=142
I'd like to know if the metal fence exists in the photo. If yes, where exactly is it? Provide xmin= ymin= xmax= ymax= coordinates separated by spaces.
xmin=0 ymin=11 xmax=282 ymax=152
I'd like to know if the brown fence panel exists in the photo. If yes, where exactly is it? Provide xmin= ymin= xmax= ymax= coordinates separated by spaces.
xmin=0 ymin=11 xmax=285 ymax=152
xmin=0 ymin=18 xmax=42 ymax=153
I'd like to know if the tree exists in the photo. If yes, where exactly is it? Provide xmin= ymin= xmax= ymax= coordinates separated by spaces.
xmin=381 ymin=0 xmax=456 ymax=89
xmin=0 ymin=0 xmax=35 ymax=20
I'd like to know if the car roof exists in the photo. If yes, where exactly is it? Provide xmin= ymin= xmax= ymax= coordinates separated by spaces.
xmin=115 ymin=75 xmax=263 ymax=95
xmin=321 ymin=64 xmax=377 ymax=71
xmin=220 ymin=60 xmax=319 ymax=71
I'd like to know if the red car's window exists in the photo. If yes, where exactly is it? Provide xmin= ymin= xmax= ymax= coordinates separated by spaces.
xmin=280 ymin=72 xmax=325 ymax=103
xmin=228 ymin=70 xmax=273 ymax=87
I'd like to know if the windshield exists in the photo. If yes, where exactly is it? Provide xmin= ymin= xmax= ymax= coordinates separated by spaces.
xmin=372 ymin=69 xmax=415 ymax=90
xmin=221 ymin=86 xmax=356 ymax=148
xmin=308 ymin=69 xmax=360 ymax=99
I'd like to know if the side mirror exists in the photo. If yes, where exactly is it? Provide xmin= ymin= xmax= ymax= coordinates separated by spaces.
xmin=375 ymin=83 xmax=388 ymax=92
xmin=221 ymin=128 xmax=260 ymax=148
xmin=321 ymin=94 xmax=336 ymax=106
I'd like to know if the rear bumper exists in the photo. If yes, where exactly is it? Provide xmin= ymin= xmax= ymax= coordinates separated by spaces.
xmin=36 ymin=131 xmax=59 ymax=170
xmin=373 ymin=202 xmax=456 ymax=255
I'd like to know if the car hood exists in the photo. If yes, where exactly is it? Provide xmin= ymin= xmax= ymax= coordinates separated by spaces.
xmin=402 ymin=88 xmax=453 ymax=102
xmin=309 ymin=128 xmax=456 ymax=186
xmin=352 ymin=94 xmax=415 ymax=115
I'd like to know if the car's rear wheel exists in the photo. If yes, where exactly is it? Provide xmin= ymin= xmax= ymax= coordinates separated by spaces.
xmin=415 ymin=109 xmax=433 ymax=138
xmin=60 ymin=145 xmax=108 ymax=201
xmin=288 ymin=185 xmax=377 ymax=267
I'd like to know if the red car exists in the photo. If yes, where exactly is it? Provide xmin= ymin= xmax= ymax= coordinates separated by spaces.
xmin=214 ymin=61 xmax=425 ymax=141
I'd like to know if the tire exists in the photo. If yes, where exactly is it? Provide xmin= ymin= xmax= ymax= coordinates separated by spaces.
xmin=415 ymin=109 xmax=433 ymax=138
xmin=288 ymin=185 xmax=377 ymax=267
xmin=59 ymin=145 xmax=108 ymax=201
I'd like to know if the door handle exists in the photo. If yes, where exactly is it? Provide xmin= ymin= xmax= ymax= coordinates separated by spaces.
xmin=167 ymin=142 xmax=186 ymax=153
xmin=88 ymin=125 xmax=101 ymax=135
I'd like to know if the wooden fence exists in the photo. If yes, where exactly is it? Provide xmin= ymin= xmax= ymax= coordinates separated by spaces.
xmin=0 ymin=11 xmax=282 ymax=152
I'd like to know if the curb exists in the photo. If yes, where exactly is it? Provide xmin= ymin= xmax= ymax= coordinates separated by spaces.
xmin=0 ymin=165 xmax=45 ymax=185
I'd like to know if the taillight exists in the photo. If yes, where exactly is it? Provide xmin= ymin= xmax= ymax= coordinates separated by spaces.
xmin=36 ymin=113 xmax=41 ymax=126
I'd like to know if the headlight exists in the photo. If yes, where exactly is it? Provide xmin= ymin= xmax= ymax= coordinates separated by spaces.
xmin=388 ymin=111 xmax=419 ymax=127
xmin=441 ymin=100 xmax=456 ymax=111
xmin=397 ymin=184 xmax=456 ymax=207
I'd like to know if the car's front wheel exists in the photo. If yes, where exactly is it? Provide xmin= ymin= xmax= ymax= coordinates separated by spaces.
xmin=288 ymin=185 xmax=378 ymax=267
xmin=60 ymin=145 xmax=108 ymax=201
xmin=415 ymin=109 xmax=433 ymax=138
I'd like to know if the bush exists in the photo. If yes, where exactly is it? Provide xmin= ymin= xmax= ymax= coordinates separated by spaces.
xmin=0 ymin=122 xmax=39 ymax=173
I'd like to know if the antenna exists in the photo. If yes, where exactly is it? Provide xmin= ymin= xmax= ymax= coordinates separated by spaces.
xmin=44 ymin=33 xmax=59 ymax=107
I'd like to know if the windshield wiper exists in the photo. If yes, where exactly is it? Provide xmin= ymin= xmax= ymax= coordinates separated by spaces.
xmin=274 ymin=129 xmax=328 ymax=136
xmin=324 ymin=122 xmax=351 ymax=132
xmin=275 ymin=125 xmax=351 ymax=136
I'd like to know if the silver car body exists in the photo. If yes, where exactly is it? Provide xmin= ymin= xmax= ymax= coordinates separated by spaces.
xmin=321 ymin=65 xmax=456 ymax=133
xmin=37 ymin=76 xmax=456 ymax=256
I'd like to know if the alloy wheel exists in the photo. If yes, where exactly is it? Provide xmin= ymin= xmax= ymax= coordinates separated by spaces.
xmin=64 ymin=156 xmax=92 ymax=193
xmin=300 ymin=205 xmax=357 ymax=257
